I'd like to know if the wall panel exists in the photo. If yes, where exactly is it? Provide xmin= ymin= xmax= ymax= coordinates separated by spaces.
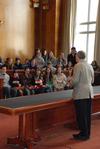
xmin=0 ymin=0 xmax=35 ymax=60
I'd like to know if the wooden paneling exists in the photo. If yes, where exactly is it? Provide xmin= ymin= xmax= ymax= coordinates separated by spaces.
xmin=0 ymin=0 xmax=69 ymax=59
xmin=0 ymin=0 xmax=35 ymax=60
xmin=36 ymin=101 xmax=76 ymax=129
xmin=34 ymin=0 xmax=69 ymax=56
xmin=34 ymin=0 xmax=57 ymax=54
xmin=58 ymin=0 xmax=71 ymax=56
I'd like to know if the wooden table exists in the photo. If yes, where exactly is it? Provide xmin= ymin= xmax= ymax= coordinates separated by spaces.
xmin=0 ymin=86 xmax=100 ymax=149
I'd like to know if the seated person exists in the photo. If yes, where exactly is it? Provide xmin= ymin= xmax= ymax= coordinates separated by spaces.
xmin=0 ymin=57 xmax=4 ymax=68
xmin=43 ymin=67 xmax=54 ymax=92
xmin=53 ymin=65 xmax=67 ymax=91
xmin=42 ymin=49 xmax=48 ymax=66
xmin=45 ymin=61 xmax=56 ymax=74
xmin=48 ymin=51 xmax=57 ymax=67
xmin=0 ymin=65 xmax=11 ymax=98
xmin=57 ymin=52 xmax=67 ymax=69
xmin=63 ymin=61 xmax=73 ymax=77
xmin=5 ymin=58 xmax=14 ymax=70
xmin=23 ymin=58 xmax=31 ymax=69
xmin=31 ymin=49 xmax=45 ymax=69
xmin=91 ymin=60 xmax=100 ymax=71
xmin=91 ymin=61 xmax=100 ymax=85
xmin=14 ymin=57 xmax=23 ymax=69
xmin=10 ymin=71 xmax=23 ymax=97
xmin=66 ymin=68 xmax=73 ymax=89
xmin=22 ymin=68 xmax=34 ymax=95
xmin=10 ymin=70 xmax=33 ymax=97
xmin=32 ymin=68 xmax=48 ymax=94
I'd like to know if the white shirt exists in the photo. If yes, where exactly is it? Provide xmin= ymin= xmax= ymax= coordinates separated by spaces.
xmin=72 ymin=60 xmax=94 ymax=100
xmin=0 ymin=73 xmax=11 ymax=88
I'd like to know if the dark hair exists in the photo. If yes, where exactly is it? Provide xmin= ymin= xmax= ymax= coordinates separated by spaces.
xmin=1 ymin=64 xmax=6 ymax=68
xmin=71 ymin=47 xmax=76 ymax=50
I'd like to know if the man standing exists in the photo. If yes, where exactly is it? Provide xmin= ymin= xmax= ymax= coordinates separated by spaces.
xmin=67 ymin=47 xmax=77 ymax=67
xmin=71 ymin=51 xmax=94 ymax=140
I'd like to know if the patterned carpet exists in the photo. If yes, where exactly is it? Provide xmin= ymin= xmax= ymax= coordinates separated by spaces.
xmin=0 ymin=114 xmax=100 ymax=149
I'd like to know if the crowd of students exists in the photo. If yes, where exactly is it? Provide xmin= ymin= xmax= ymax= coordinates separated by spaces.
xmin=0 ymin=47 xmax=99 ymax=99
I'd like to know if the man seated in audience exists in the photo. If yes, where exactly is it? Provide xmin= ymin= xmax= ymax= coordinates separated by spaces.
xmin=22 ymin=67 xmax=35 ymax=95
xmin=14 ymin=57 xmax=23 ymax=69
xmin=31 ymin=49 xmax=45 ymax=69
xmin=10 ymin=70 xmax=23 ymax=97
xmin=0 ymin=65 xmax=11 ymax=98
xmin=5 ymin=58 xmax=14 ymax=70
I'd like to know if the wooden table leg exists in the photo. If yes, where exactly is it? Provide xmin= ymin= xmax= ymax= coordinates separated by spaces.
xmin=24 ymin=112 xmax=41 ymax=149
xmin=32 ymin=112 xmax=41 ymax=141
xmin=23 ymin=113 xmax=34 ymax=149
xmin=7 ymin=114 xmax=27 ymax=147
xmin=7 ymin=112 xmax=41 ymax=149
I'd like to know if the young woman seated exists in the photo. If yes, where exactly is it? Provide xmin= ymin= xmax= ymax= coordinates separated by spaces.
xmin=32 ymin=68 xmax=49 ymax=94
xmin=53 ymin=65 xmax=67 ymax=91
xmin=43 ymin=67 xmax=54 ymax=92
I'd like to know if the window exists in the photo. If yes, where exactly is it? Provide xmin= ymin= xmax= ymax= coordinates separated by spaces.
xmin=74 ymin=0 xmax=99 ymax=63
